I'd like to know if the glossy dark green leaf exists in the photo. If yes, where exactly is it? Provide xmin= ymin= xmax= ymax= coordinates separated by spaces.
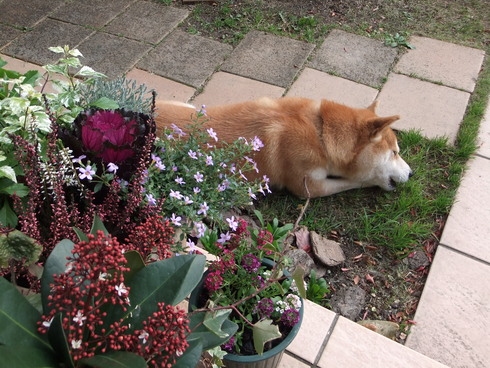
xmin=0 ymin=277 xmax=52 ymax=350
xmin=0 ymin=345 xmax=59 ymax=368
xmin=81 ymin=351 xmax=147 ymax=368
xmin=48 ymin=313 xmax=74 ymax=368
xmin=41 ymin=239 xmax=74 ymax=313
xmin=90 ymin=214 xmax=109 ymax=235
xmin=123 ymin=250 xmax=146 ymax=282
xmin=173 ymin=339 xmax=203 ymax=368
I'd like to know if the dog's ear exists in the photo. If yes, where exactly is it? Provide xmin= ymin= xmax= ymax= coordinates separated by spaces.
xmin=367 ymin=115 xmax=400 ymax=141
xmin=367 ymin=100 xmax=379 ymax=112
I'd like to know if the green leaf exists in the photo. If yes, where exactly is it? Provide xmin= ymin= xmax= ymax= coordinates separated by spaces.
xmin=0 ymin=277 xmax=52 ymax=350
xmin=0 ymin=200 xmax=18 ymax=228
xmin=81 ymin=351 xmax=147 ymax=368
xmin=0 ymin=165 xmax=17 ymax=182
xmin=173 ymin=339 xmax=203 ymax=368
xmin=292 ymin=266 xmax=307 ymax=299
xmin=119 ymin=254 xmax=205 ymax=329
xmin=72 ymin=226 xmax=89 ymax=242
xmin=48 ymin=313 xmax=75 ymax=368
xmin=203 ymin=309 xmax=234 ymax=338
xmin=0 ymin=182 xmax=29 ymax=196
xmin=48 ymin=46 xmax=65 ymax=54
xmin=22 ymin=70 xmax=42 ymax=86
xmin=123 ymin=250 xmax=146 ymax=282
xmin=0 ymin=345 xmax=59 ymax=368
xmin=90 ymin=215 xmax=109 ymax=235
xmin=188 ymin=310 xmax=238 ymax=350
xmin=90 ymin=96 xmax=119 ymax=110
xmin=41 ymin=239 xmax=74 ymax=313
xmin=0 ymin=58 xmax=6 ymax=68
xmin=252 ymin=319 xmax=281 ymax=355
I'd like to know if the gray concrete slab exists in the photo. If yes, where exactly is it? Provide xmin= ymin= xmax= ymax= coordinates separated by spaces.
xmin=0 ymin=24 xmax=22 ymax=50
xmin=309 ymin=29 xmax=398 ymax=88
xmin=3 ymin=18 xmax=94 ymax=66
xmin=51 ymin=0 xmax=135 ymax=28
xmin=78 ymin=32 xmax=151 ymax=79
xmin=105 ymin=2 xmax=189 ymax=44
xmin=221 ymin=30 xmax=315 ymax=88
xmin=0 ymin=0 xmax=63 ymax=28
xmin=137 ymin=30 xmax=232 ymax=88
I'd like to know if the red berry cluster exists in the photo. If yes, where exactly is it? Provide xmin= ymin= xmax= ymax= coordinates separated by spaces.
xmin=125 ymin=215 xmax=174 ymax=262
xmin=38 ymin=231 xmax=131 ymax=361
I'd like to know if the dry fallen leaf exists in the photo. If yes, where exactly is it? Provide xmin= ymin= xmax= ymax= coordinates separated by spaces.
xmin=294 ymin=227 xmax=311 ymax=252
xmin=365 ymin=274 xmax=375 ymax=284
xmin=353 ymin=275 xmax=360 ymax=285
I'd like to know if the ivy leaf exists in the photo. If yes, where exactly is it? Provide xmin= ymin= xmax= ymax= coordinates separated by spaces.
xmin=188 ymin=310 xmax=238 ymax=350
xmin=0 ymin=277 xmax=52 ymax=351
xmin=253 ymin=319 xmax=281 ymax=355
xmin=81 ymin=351 xmax=147 ymax=368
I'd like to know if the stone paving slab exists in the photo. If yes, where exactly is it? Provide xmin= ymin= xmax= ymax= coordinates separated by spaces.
xmin=477 ymin=96 xmax=490 ymax=159
xmin=222 ymin=30 xmax=315 ymax=88
xmin=406 ymin=246 xmax=490 ymax=368
xmin=280 ymin=353 xmax=311 ymax=368
xmin=78 ymin=32 xmax=151 ymax=79
xmin=0 ymin=24 xmax=22 ymax=50
xmin=51 ymin=0 xmax=136 ymax=28
xmin=439 ymin=155 xmax=490 ymax=263
xmin=3 ymin=18 xmax=94 ymax=66
xmin=0 ymin=0 xmax=63 ymax=28
xmin=318 ymin=316 xmax=449 ymax=368
xmin=376 ymin=73 xmax=470 ymax=144
xmin=309 ymin=29 xmax=397 ymax=88
xmin=192 ymin=72 xmax=284 ymax=106
xmin=394 ymin=36 xmax=485 ymax=93
xmin=287 ymin=67 xmax=378 ymax=108
xmin=287 ymin=300 xmax=336 ymax=364
xmin=138 ymin=30 xmax=232 ymax=88
xmin=126 ymin=68 xmax=195 ymax=102
xmin=105 ymin=2 xmax=189 ymax=44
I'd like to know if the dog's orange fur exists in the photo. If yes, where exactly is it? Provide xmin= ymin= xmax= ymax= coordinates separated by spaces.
xmin=154 ymin=97 xmax=411 ymax=198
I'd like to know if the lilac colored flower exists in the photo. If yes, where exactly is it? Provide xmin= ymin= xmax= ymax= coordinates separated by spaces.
xmin=169 ymin=190 xmax=183 ymax=200
xmin=170 ymin=213 xmax=182 ymax=226
xmin=226 ymin=216 xmax=239 ymax=231
xmin=78 ymin=165 xmax=95 ymax=180
xmin=207 ymin=128 xmax=218 ymax=142
xmin=193 ymin=187 xmax=201 ymax=194
xmin=194 ymin=222 xmax=206 ymax=238
xmin=146 ymin=193 xmax=157 ymax=206
xmin=251 ymin=136 xmax=264 ymax=151
xmin=221 ymin=336 xmax=235 ymax=353
xmin=255 ymin=298 xmax=274 ymax=319
xmin=188 ymin=149 xmax=198 ymax=159
xmin=72 ymin=155 xmax=86 ymax=164
xmin=241 ymin=253 xmax=260 ymax=273
xmin=198 ymin=105 xmax=207 ymax=116
xmin=175 ymin=177 xmax=185 ymax=185
xmin=172 ymin=166 xmax=178 ymax=172
xmin=183 ymin=196 xmax=194 ymax=205
xmin=155 ymin=160 xmax=166 ymax=171
xmin=197 ymin=202 xmax=209 ymax=216
xmin=171 ymin=123 xmax=186 ymax=137
xmin=280 ymin=308 xmax=300 ymax=327
xmin=107 ymin=162 xmax=118 ymax=173
xmin=217 ymin=179 xmax=230 ymax=192
xmin=194 ymin=172 xmax=204 ymax=183
xmin=248 ymin=187 xmax=257 ymax=200
xmin=187 ymin=240 xmax=198 ymax=254
xmin=205 ymin=155 xmax=213 ymax=166
xmin=217 ymin=231 xmax=231 ymax=244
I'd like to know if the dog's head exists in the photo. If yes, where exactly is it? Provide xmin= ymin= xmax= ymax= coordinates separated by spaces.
xmin=320 ymin=100 xmax=412 ymax=191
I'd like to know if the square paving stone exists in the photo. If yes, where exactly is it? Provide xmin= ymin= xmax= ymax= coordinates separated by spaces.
xmin=406 ymin=246 xmax=490 ymax=368
xmin=0 ymin=0 xmax=63 ymax=28
xmin=319 ymin=316 xmax=448 ymax=368
xmin=3 ymin=18 xmax=94 ymax=66
xmin=51 ymin=0 xmax=135 ymax=28
xmin=287 ymin=68 xmax=378 ymax=108
xmin=137 ymin=30 xmax=232 ymax=88
xmin=125 ymin=68 xmax=195 ymax=102
xmin=78 ymin=32 xmax=152 ymax=79
xmin=105 ymin=2 xmax=189 ymax=44
xmin=439 ymin=156 xmax=490 ymax=263
xmin=192 ymin=72 xmax=284 ymax=107
xmin=376 ymin=73 xmax=470 ymax=144
xmin=394 ymin=36 xmax=485 ymax=93
xmin=309 ymin=29 xmax=398 ymax=88
xmin=221 ymin=30 xmax=315 ymax=88
xmin=0 ymin=24 xmax=22 ymax=50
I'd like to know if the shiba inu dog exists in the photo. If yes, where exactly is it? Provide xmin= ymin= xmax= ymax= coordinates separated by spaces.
xmin=154 ymin=97 xmax=412 ymax=198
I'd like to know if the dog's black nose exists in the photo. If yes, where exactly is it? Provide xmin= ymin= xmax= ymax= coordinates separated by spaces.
xmin=409 ymin=171 xmax=414 ymax=178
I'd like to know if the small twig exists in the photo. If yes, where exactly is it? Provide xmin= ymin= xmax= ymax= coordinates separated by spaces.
xmin=292 ymin=176 xmax=311 ymax=232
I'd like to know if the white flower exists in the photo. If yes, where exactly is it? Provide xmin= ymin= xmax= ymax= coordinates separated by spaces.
xmin=115 ymin=283 xmax=129 ymax=297
xmin=73 ymin=310 xmax=87 ymax=326
xmin=71 ymin=339 xmax=82 ymax=350
xmin=138 ymin=330 xmax=149 ymax=344
xmin=217 ymin=232 xmax=231 ymax=244
xmin=169 ymin=189 xmax=183 ymax=200
xmin=107 ymin=162 xmax=118 ymax=173
xmin=170 ymin=213 xmax=182 ymax=226
xmin=197 ymin=202 xmax=209 ymax=216
xmin=226 ymin=216 xmax=239 ymax=231
xmin=251 ymin=136 xmax=264 ymax=151
xmin=207 ymin=128 xmax=218 ymax=142
xmin=42 ymin=317 xmax=54 ymax=328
